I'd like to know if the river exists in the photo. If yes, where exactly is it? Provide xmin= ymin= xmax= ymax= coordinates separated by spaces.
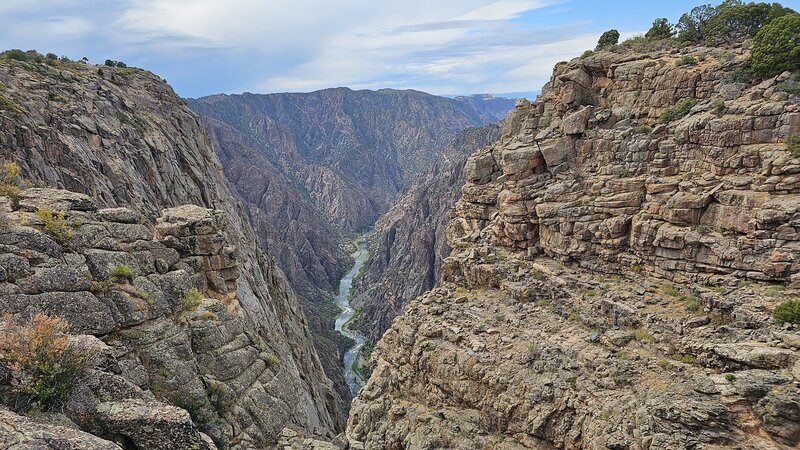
xmin=334 ymin=239 xmax=369 ymax=395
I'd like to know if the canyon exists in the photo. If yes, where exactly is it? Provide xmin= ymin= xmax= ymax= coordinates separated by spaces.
xmin=1 ymin=5 xmax=800 ymax=450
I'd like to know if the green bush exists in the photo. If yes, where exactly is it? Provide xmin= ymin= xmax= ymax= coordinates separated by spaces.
xmin=776 ymin=78 xmax=800 ymax=96
xmin=658 ymin=283 xmax=680 ymax=297
xmin=646 ymin=18 xmax=674 ymax=41
xmin=658 ymin=99 xmax=698 ymax=124
xmin=110 ymin=264 xmax=134 ymax=282
xmin=788 ymin=135 xmax=800 ymax=157
xmin=596 ymin=29 xmax=620 ymax=50
xmin=266 ymin=354 xmax=280 ymax=367
xmin=0 ymin=161 xmax=23 ymax=206
xmin=773 ymin=299 xmax=800 ymax=324
xmin=750 ymin=14 xmax=800 ymax=77
xmin=0 ymin=314 xmax=93 ymax=412
xmin=680 ymin=55 xmax=699 ymax=66
xmin=182 ymin=287 xmax=203 ymax=311
xmin=36 ymin=209 xmax=72 ymax=244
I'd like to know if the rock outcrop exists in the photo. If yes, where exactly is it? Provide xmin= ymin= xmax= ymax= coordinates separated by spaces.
xmin=352 ymin=124 xmax=501 ymax=342
xmin=347 ymin=41 xmax=800 ymax=449
xmin=0 ymin=55 xmax=341 ymax=448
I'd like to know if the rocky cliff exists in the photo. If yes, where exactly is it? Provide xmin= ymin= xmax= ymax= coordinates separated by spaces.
xmin=352 ymin=124 xmax=501 ymax=342
xmin=201 ymin=115 xmax=354 ymax=407
xmin=0 ymin=53 xmax=342 ymax=448
xmin=347 ymin=40 xmax=800 ymax=449
xmin=189 ymin=89 xmax=514 ymax=404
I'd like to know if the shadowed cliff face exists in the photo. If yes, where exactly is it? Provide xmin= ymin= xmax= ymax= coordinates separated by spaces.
xmin=352 ymin=124 xmax=502 ymax=342
xmin=0 ymin=56 xmax=344 ymax=447
xmin=348 ymin=41 xmax=800 ymax=449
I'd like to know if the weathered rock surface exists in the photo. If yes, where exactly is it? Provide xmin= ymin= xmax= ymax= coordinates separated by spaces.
xmin=347 ymin=42 xmax=800 ymax=449
xmin=0 ymin=407 xmax=122 ymax=450
xmin=0 ymin=57 xmax=341 ymax=448
xmin=352 ymin=124 xmax=501 ymax=342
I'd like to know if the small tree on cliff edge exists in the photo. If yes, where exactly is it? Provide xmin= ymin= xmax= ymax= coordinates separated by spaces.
xmin=750 ymin=14 xmax=800 ymax=77
xmin=596 ymin=29 xmax=620 ymax=50
xmin=646 ymin=18 xmax=674 ymax=40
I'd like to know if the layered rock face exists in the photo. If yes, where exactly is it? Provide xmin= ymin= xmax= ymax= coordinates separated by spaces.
xmin=352 ymin=124 xmax=501 ymax=342
xmin=347 ymin=43 xmax=800 ymax=449
xmin=0 ymin=57 xmax=341 ymax=447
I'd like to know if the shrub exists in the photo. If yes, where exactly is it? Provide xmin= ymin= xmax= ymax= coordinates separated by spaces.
xmin=680 ymin=55 xmax=699 ymax=66
xmin=581 ymin=50 xmax=594 ymax=59
xmin=725 ymin=373 xmax=736 ymax=382
xmin=596 ymin=29 xmax=620 ymax=50
xmin=646 ymin=18 xmax=674 ymax=41
xmin=765 ymin=284 xmax=786 ymax=297
xmin=633 ymin=328 xmax=656 ymax=343
xmin=110 ymin=264 xmax=134 ymax=282
xmin=0 ymin=161 xmax=23 ymax=206
xmin=788 ymin=136 xmax=800 ymax=157
xmin=104 ymin=59 xmax=115 ymax=67
xmin=750 ymin=14 xmax=800 ymax=77
xmin=633 ymin=125 xmax=653 ymax=134
xmin=36 ymin=209 xmax=72 ymax=244
xmin=681 ymin=295 xmax=702 ymax=312
xmin=266 ymin=354 xmax=280 ymax=367
xmin=658 ymin=283 xmax=680 ymax=297
xmin=0 ymin=314 xmax=94 ymax=412
xmin=713 ymin=100 xmax=726 ymax=116
xmin=773 ymin=299 xmax=800 ymax=324
xmin=670 ymin=353 xmax=696 ymax=364
xmin=776 ymin=78 xmax=800 ymax=96
xmin=182 ymin=288 xmax=203 ymax=311
xmin=658 ymin=99 xmax=698 ymax=124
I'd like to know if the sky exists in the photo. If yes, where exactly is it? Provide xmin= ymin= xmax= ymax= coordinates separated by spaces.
xmin=0 ymin=1 xmax=798 ymax=99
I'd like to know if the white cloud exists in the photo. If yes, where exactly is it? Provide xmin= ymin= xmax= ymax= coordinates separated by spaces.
xmin=0 ymin=0 xmax=607 ymax=97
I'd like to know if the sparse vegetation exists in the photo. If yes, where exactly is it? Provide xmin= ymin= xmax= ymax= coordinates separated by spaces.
xmin=776 ymin=78 xmax=800 ymax=96
xmin=633 ymin=328 xmax=656 ymax=343
xmin=266 ymin=354 xmax=281 ymax=367
xmin=658 ymin=99 xmax=698 ymax=124
xmin=0 ymin=161 xmax=23 ymax=206
xmin=764 ymin=284 xmax=786 ymax=297
xmin=681 ymin=295 xmax=702 ymax=312
xmin=182 ymin=287 xmax=203 ymax=312
xmin=110 ymin=264 xmax=134 ymax=282
xmin=36 ymin=209 xmax=73 ymax=244
xmin=725 ymin=373 xmax=736 ymax=382
xmin=658 ymin=283 xmax=680 ymax=297
xmin=670 ymin=353 xmax=697 ymax=364
xmin=773 ymin=299 xmax=800 ymax=324
xmin=632 ymin=125 xmax=653 ymax=134
xmin=680 ymin=55 xmax=699 ymax=66
xmin=0 ymin=314 xmax=94 ymax=412
xmin=787 ymin=135 xmax=800 ymax=157
xmin=713 ymin=100 xmax=726 ymax=116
